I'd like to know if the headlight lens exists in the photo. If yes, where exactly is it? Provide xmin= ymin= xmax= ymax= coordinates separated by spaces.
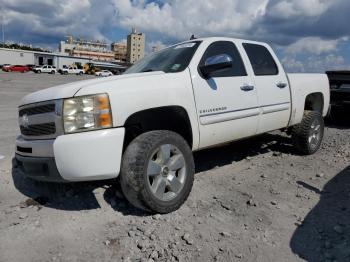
xmin=63 ymin=94 xmax=112 ymax=133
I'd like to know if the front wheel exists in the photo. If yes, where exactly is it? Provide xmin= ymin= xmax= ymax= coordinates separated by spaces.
xmin=120 ymin=131 xmax=195 ymax=214
xmin=292 ymin=111 xmax=324 ymax=155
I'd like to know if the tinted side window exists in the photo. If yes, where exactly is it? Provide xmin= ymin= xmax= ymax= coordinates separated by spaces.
xmin=243 ymin=43 xmax=278 ymax=76
xmin=199 ymin=41 xmax=247 ymax=78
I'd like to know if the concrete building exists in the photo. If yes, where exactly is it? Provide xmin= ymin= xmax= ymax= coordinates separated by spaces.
xmin=0 ymin=47 xmax=92 ymax=69
xmin=59 ymin=36 xmax=115 ymax=61
xmin=111 ymin=41 xmax=127 ymax=62
xmin=152 ymin=45 xmax=161 ymax=53
xmin=127 ymin=28 xmax=145 ymax=64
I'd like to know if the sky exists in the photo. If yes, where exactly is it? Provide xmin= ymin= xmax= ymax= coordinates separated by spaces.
xmin=1 ymin=0 xmax=350 ymax=73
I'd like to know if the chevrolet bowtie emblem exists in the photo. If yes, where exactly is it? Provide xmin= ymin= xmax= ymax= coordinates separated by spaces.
xmin=20 ymin=114 xmax=30 ymax=128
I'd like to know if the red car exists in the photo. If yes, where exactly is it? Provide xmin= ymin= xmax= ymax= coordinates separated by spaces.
xmin=4 ymin=65 xmax=29 ymax=73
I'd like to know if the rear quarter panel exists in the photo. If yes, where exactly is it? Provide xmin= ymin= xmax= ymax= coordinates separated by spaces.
xmin=288 ymin=73 xmax=330 ymax=126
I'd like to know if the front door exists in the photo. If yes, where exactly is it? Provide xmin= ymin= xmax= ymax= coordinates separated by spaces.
xmin=191 ymin=41 xmax=259 ymax=148
xmin=242 ymin=43 xmax=291 ymax=134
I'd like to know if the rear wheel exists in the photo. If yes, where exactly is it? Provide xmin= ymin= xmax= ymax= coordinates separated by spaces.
xmin=37 ymin=70 xmax=41 ymax=74
xmin=120 ymin=130 xmax=195 ymax=213
xmin=292 ymin=111 xmax=324 ymax=155
xmin=51 ymin=70 xmax=55 ymax=74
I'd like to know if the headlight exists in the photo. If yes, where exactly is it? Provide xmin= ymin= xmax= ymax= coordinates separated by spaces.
xmin=63 ymin=94 xmax=112 ymax=134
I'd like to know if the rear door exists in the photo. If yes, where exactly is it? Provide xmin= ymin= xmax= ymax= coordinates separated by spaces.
xmin=242 ymin=43 xmax=291 ymax=134
xmin=191 ymin=40 xmax=259 ymax=148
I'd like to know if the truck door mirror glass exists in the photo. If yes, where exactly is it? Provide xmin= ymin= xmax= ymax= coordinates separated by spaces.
xmin=200 ymin=54 xmax=233 ymax=78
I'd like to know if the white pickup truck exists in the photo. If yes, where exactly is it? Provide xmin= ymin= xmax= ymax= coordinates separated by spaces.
xmin=60 ymin=66 xmax=84 ymax=75
xmin=16 ymin=37 xmax=330 ymax=213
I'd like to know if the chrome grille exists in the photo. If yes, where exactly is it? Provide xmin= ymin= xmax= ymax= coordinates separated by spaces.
xmin=19 ymin=104 xmax=55 ymax=116
xmin=20 ymin=123 xmax=56 ymax=136
xmin=18 ymin=100 xmax=63 ymax=140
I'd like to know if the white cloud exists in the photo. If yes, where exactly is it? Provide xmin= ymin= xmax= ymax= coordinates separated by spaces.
xmin=285 ymin=37 xmax=339 ymax=55
xmin=281 ymin=56 xmax=305 ymax=72
xmin=268 ymin=0 xmax=332 ymax=19
xmin=1 ymin=0 xmax=349 ymax=72
xmin=111 ymin=0 xmax=269 ymax=40
xmin=283 ymin=54 xmax=350 ymax=73
xmin=0 ymin=0 xmax=115 ymax=48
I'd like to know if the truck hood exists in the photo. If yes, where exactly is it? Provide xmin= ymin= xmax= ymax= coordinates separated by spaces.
xmin=19 ymin=72 xmax=165 ymax=106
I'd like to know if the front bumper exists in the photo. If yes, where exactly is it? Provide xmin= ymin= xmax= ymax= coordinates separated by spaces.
xmin=15 ymin=154 xmax=65 ymax=182
xmin=15 ymin=128 xmax=125 ymax=182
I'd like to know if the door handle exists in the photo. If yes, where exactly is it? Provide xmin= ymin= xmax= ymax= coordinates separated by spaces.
xmin=277 ymin=82 xmax=287 ymax=88
xmin=240 ymin=85 xmax=255 ymax=91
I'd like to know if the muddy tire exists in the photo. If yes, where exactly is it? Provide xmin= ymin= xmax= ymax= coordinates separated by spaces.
xmin=120 ymin=130 xmax=194 ymax=214
xmin=292 ymin=111 xmax=324 ymax=155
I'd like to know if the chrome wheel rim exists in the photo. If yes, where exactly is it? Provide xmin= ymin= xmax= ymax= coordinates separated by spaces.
xmin=147 ymin=144 xmax=187 ymax=201
xmin=309 ymin=119 xmax=321 ymax=149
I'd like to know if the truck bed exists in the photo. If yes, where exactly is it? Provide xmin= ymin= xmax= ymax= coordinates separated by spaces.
xmin=326 ymin=71 xmax=350 ymax=106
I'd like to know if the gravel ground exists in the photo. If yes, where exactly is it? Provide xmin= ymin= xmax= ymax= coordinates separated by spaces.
xmin=0 ymin=71 xmax=349 ymax=262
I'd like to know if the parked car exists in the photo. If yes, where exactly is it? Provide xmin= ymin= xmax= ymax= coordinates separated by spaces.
xmin=326 ymin=71 xmax=350 ymax=114
xmin=95 ymin=70 xmax=113 ymax=77
xmin=26 ymin=64 xmax=36 ymax=71
xmin=0 ymin=64 xmax=9 ymax=69
xmin=4 ymin=65 xmax=29 ymax=73
xmin=1 ymin=64 xmax=11 ymax=71
xmin=60 ymin=66 xmax=84 ymax=75
xmin=16 ymin=37 xmax=330 ymax=213
xmin=33 ymin=65 xmax=57 ymax=74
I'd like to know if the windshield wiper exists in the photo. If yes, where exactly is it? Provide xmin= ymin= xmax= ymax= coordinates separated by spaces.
xmin=141 ymin=69 xmax=154 ymax=72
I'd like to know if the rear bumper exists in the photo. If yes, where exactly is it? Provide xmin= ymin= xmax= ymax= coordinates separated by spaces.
xmin=15 ymin=128 xmax=125 ymax=182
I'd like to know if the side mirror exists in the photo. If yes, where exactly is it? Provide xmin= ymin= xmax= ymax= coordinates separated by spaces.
xmin=199 ymin=54 xmax=233 ymax=78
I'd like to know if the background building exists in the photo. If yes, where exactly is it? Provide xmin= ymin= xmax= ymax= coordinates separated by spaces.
xmin=152 ymin=45 xmax=161 ymax=53
xmin=127 ymin=28 xmax=145 ymax=64
xmin=0 ymin=47 xmax=92 ymax=68
xmin=111 ymin=41 xmax=127 ymax=62
xmin=59 ymin=36 xmax=115 ymax=61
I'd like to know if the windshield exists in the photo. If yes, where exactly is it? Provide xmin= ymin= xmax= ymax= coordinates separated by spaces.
xmin=124 ymin=41 xmax=201 ymax=74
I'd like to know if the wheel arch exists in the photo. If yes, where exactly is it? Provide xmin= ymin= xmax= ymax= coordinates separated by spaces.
xmin=304 ymin=92 xmax=324 ymax=114
xmin=123 ymin=105 xmax=194 ymax=151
